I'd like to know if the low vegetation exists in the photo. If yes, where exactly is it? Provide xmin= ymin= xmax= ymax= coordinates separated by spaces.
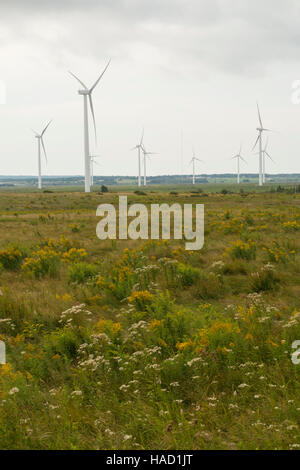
xmin=0 ymin=188 xmax=299 ymax=450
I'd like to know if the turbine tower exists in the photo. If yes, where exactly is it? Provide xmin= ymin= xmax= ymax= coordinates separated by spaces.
xmin=190 ymin=149 xmax=204 ymax=185
xmin=252 ymin=103 xmax=271 ymax=186
xmin=69 ymin=60 xmax=110 ymax=193
xmin=32 ymin=120 xmax=52 ymax=190
xmin=257 ymin=138 xmax=274 ymax=184
xmin=89 ymin=155 xmax=101 ymax=187
xmin=231 ymin=145 xmax=247 ymax=184
xmin=131 ymin=129 xmax=144 ymax=187
xmin=142 ymin=145 xmax=157 ymax=186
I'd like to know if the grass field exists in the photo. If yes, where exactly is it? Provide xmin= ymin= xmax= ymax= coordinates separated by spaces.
xmin=0 ymin=187 xmax=300 ymax=450
xmin=1 ymin=181 xmax=299 ymax=194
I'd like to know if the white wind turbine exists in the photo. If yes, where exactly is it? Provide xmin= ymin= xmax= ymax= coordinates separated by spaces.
xmin=32 ymin=120 xmax=52 ymax=190
xmin=190 ymin=149 xmax=204 ymax=185
xmin=142 ymin=145 xmax=157 ymax=186
xmin=69 ymin=60 xmax=110 ymax=193
xmin=131 ymin=129 xmax=144 ymax=187
xmin=231 ymin=145 xmax=247 ymax=184
xmin=256 ymin=138 xmax=274 ymax=184
xmin=252 ymin=103 xmax=271 ymax=186
xmin=89 ymin=155 xmax=101 ymax=187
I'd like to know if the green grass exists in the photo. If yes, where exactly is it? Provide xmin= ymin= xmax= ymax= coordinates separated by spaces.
xmin=0 ymin=188 xmax=299 ymax=449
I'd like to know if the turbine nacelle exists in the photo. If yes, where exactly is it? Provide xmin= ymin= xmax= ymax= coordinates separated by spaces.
xmin=78 ymin=89 xmax=90 ymax=96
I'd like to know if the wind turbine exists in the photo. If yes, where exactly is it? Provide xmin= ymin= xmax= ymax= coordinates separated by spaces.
xmin=231 ymin=145 xmax=247 ymax=184
xmin=69 ymin=60 xmax=110 ymax=193
xmin=252 ymin=103 xmax=271 ymax=186
xmin=190 ymin=150 xmax=204 ymax=185
xmin=256 ymin=138 xmax=274 ymax=184
xmin=32 ymin=120 xmax=52 ymax=190
xmin=89 ymin=155 xmax=101 ymax=187
xmin=142 ymin=145 xmax=157 ymax=186
xmin=131 ymin=129 xmax=144 ymax=187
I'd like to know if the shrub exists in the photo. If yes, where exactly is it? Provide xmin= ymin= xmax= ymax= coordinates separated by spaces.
xmin=134 ymin=190 xmax=147 ymax=196
xmin=101 ymin=185 xmax=108 ymax=193
xmin=283 ymin=221 xmax=300 ymax=232
xmin=70 ymin=224 xmax=80 ymax=233
xmin=177 ymin=264 xmax=202 ymax=286
xmin=0 ymin=246 xmax=25 ymax=270
xmin=68 ymin=262 xmax=99 ymax=284
xmin=222 ymin=260 xmax=247 ymax=275
xmin=128 ymin=290 xmax=154 ymax=310
xmin=44 ymin=327 xmax=84 ymax=360
xmin=22 ymin=247 xmax=61 ymax=279
xmin=195 ymin=272 xmax=225 ymax=300
xmin=108 ymin=264 xmax=138 ymax=300
xmin=227 ymin=240 xmax=256 ymax=260
xmin=61 ymin=248 xmax=87 ymax=263
xmin=263 ymin=242 xmax=295 ymax=264
xmin=250 ymin=265 xmax=280 ymax=292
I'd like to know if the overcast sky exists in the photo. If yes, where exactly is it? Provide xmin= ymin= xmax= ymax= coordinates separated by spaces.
xmin=1 ymin=0 xmax=300 ymax=176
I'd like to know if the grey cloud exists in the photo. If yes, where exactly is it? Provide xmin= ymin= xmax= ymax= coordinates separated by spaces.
xmin=1 ymin=0 xmax=300 ymax=76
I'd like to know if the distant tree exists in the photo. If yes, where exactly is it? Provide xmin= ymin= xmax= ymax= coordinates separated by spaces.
xmin=101 ymin=185 xmax=108 ymax=193
xmin=134 ymin=190 xmax=147 ymax=195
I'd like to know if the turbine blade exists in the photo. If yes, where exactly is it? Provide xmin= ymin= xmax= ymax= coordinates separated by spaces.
xmin=240 ymin=156 xmax=247 ymax=164
xmin=68 ymin=71 xmax=88 ymax=90
xmin=252 ymin=134 xmax=260 ymax=151
xmin=41 ymin=120 xmax=52 ymax=137
xmin=40 ymin=137 xmax=47 ymax=164
xmin=90 ymin=59 xmax=111 ymax=92
xmin=89 ymin=95 xmax=97 ymax=144
xmin=257 ymin=102 xmax=263 ymax=128
xmin=265 ymin=151 xmax=274 ymax=162
xmin=140 ymin=128 xmax=144 ymax=146
xmin=264 ymin=137 xmax=269 ymax=151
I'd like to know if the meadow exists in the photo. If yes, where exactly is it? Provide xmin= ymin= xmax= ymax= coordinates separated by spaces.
xmin=0 ymin=186 xmax=300 ymax=450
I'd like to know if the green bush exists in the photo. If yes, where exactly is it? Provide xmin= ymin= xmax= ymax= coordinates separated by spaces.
xmin=22 ymin=247 xmax=61 ymax=279
xmin=177 ymin=263 xmax=202 ymax=286
xmin=251 ymin=265 xmax=280 ymax=292
xmin=0 ymin=245 xmax=26 ymax=270
xmin=195 ymin=272 xmax=226 ymax=300
xmin=227 ymin=240 xmax=256 ymax=261
xmin=68 ymin=262 xmax=99 ymax=284
xmin=44 ymin=327 xmax=84 ymax=360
